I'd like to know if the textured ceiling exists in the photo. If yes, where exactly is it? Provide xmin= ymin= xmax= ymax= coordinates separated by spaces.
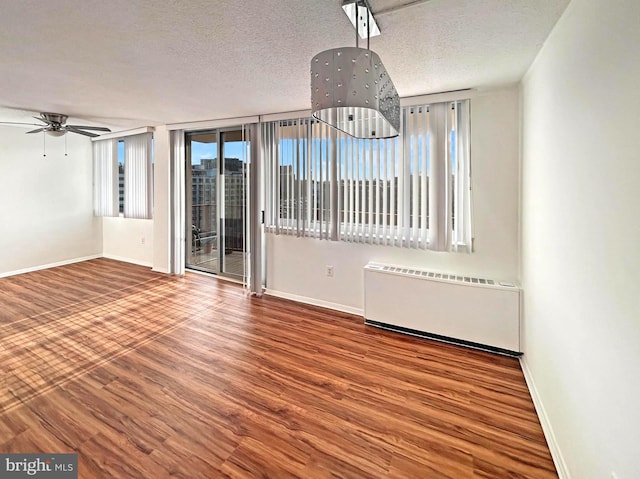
xmin=0 ymin=0 xmax=569 ymax=128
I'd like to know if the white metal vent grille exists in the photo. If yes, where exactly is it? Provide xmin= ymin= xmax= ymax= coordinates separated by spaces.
xmin=365 ymin=263 xmax=515 ymax=288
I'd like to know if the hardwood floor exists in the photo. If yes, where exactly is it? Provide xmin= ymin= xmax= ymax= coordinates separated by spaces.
xmin=0 ymin=258 xmax=557 ymax=478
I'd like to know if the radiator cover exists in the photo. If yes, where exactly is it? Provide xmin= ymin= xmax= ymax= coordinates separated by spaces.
xmin=364 ymin=263 xmax=521 ymax=355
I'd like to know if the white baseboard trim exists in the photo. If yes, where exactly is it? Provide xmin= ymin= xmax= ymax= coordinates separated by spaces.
xmin=520 ymin=356 xmax=571 ymax=479
xmin=0 ymin=254 xmax=102 ymax=278
xmin=102 ymin=254 xmax=153 ymax=268
xmin=265 ymin=289 xmax=364 ymax=317
xmin=152 ymin=267 xmax=170 ymax=274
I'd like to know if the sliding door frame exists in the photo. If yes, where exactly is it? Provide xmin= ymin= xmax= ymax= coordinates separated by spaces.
xmin=183 ymin=125 xmax=258 ymax=287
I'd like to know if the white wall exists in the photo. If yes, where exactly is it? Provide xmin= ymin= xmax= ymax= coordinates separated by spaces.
xmin=0 ymin=126 xmax=102 ymax=276
xmin=521 ymin=1 xmax=640 ymax=478
xmin=266 ymin=86 xmax=521 ymax=314
xmin=102 ymin=217 xmax=154 ymax=267
xmin=152 ymin=125 xmax=171 ymax=273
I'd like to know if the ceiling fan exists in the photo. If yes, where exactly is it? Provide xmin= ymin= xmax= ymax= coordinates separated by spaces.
xmin=0 ymin=112 xmax=111 ymax=138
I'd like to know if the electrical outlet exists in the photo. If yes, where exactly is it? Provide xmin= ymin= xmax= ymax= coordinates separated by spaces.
xmin=326 ymin=265 xmax=334 ymax=277
xmin=141 ymin=237 xmax=145 ymax=245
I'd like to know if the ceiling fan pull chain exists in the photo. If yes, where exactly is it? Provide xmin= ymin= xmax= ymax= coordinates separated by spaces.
xmin=65 ymin=133 xmax=68 ymax=156
xmin=43 ymin=131 xmax=46 ymax=157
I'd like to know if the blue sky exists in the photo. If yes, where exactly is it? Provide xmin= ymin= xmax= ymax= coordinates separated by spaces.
xmin=118 ymin=140 xmax=124 ymax=165
xmin=191 ymin=140 xmax=246 ymax=166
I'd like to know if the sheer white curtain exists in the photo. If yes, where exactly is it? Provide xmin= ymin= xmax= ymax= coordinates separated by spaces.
xmin=263 ymin=99 xmax=472 ymax=252
xmin=124 ymin=133 xmax=153 ymax=219
xmin=93 ymin=138 xmax=118 ymax=217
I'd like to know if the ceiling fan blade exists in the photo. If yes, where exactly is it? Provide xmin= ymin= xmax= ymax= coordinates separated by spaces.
xmin=67 ymin=125 xmax=111 ymax=132
xmin=66 ymin=127 xmax=99 ymax=138
xmin=0 ymin=121 xmax=42 ymax=126
xmin=26 ymin=128 xmax=45 ymax=134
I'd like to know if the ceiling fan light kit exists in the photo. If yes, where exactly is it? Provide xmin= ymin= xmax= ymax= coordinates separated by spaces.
xmin=45 ymin=129 xmax=66 ymax=137
xmin=310 ymin=0 xmax=400 ymax=139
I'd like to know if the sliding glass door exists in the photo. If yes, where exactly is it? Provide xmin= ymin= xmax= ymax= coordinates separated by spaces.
xmin=219 ymin=130 xmax=248 ymax=278
xmin=186 ymin=131 xmax=218 ymax=274
xmin=185 ymin=128 xmax=249 ymax=281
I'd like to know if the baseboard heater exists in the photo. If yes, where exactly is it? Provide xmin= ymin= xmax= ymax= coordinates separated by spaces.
xmin=364 ymin=263 xmax=521 ymax=357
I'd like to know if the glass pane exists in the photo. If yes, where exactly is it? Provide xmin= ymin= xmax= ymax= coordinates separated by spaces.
xmin=220 ymin=130 xmax=248 ymax=278
xmin=186 ymin=131 xmax=218 ymax=273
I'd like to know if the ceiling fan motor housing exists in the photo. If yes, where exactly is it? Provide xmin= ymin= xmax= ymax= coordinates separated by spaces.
xmin=41 ymin=113 xmax=68 ymax=124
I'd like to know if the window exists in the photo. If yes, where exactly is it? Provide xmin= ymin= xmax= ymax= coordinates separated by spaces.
xmin=123 ymin=133 xmax=153 ymax=219
xmin=93 ymin=132 xmax=154 ymax=219
xmin=263 ymin=99 xmax=472 ymax=252
xmin=264 ymin=119 xmax=331 ymax=238
xmin=118 ymin=140 xmax=124 ymax=214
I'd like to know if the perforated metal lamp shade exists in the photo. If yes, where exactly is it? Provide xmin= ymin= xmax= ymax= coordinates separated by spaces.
xmin=311 ymin=47 xmax=400 ymax=139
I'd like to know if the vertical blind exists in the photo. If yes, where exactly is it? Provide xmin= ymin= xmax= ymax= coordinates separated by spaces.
xmin=124 ymin=133 xmax=153 ymax=219
xmin=93 ymin=133 xmax=154 ymax=219
xmin=170 ymin=130 xmax=185 ymax=275
xmin=263 ymin=119 xmax=335 ymax=240
xmin=93 ymin=138 xmax=118 ymax=217
xmin=263 ymin=99 xmax=472 ymax=252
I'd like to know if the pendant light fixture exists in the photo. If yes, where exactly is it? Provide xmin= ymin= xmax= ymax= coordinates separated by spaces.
xmin=311 ymin=0 xmax=400 ymax=139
